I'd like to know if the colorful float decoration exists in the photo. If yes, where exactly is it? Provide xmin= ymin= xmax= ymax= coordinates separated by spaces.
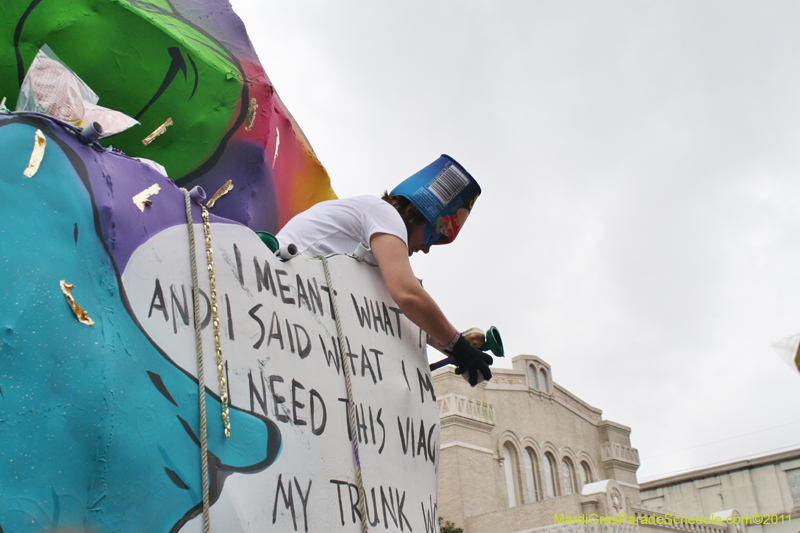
xmin=0 ymin=1 xmax=441 ymax=532
xmin=0 ymin=0 xmax=337 ymax=233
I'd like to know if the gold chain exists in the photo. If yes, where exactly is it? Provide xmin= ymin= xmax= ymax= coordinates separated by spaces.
xmin=201 ymin=205 xmax=231 ymax=438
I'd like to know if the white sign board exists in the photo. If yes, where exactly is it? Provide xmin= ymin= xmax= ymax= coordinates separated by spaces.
xmin=121 ymin=222 xmax=441 ymax=533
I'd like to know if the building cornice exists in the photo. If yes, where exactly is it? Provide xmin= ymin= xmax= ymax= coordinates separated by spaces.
xmin=601 ymin=442 xmax=640 ymax=469
xmin=440 ymin=415 xmax=495 ymax=433
xmin=440 ymin=441 xmax=494 ymax=455
xmin=437 ymin=392 xmax=496 ymax=433
xmin=553 ymin=383 xmax=603 ymax=424
xmin=641 ymin=446 xmax=800 ymax=490
xmin=597 ymin=419 xmax=632 ymax=434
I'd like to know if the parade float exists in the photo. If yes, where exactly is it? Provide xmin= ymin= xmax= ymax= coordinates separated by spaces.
xmin=0 ymin=1 xmax=443 ymax=531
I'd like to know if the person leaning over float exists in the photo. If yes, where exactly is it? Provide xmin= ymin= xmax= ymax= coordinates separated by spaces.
xmin=276 ymin=155 xmax=493 ymax=386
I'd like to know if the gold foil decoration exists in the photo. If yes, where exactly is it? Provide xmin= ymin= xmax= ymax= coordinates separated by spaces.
xmin=245 ymin=97 xmax=258 ymax=131
xmin=132 ymin=184 xmax=161 ymax=211
xmin=60 ymin=280 xmax=94 ymax=326
xmin=272 ymin=126 xmax=281 ymax=167
xmin=142 ymin=117 xmax=173 ymax=146
xmin=200 ymin=205 xmax=231 ymax=438
xmin=24 ymin=129 xmax=46 ymax=178
xmin=206 ymin=180 xmax=233 ymax=208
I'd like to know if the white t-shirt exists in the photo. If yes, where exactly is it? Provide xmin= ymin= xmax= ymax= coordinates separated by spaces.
xmin=276 ymin=196 xmax=408 ymax=261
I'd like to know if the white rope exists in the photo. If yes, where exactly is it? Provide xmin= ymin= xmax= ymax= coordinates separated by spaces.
xmin=182 ymin=188 xmax=211 ymax=533
xmin=318 ymin=254 xmax=369 ymax=533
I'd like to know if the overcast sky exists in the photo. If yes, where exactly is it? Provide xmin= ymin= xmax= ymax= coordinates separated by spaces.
xmin=231 ymin=0 xmax=800 ymax=482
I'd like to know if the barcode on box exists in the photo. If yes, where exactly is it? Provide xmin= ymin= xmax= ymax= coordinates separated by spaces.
xmin=428 ymin=165 xmax=469 ymax=205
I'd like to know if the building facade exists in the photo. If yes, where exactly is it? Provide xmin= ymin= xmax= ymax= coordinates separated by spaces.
xmin=433 ymin=354 xmax=745 ymax=533
xmin=640 ymin=448 xmax=800 ymax=533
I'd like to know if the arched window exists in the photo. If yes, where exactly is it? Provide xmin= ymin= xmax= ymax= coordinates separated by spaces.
xmin=580 ymin=461 xmax=593 ymax=489
xmin=502 ymin=444 xmax=519 ymax=507
xmin=523 ymin=448 xmax=540 ymax=502
xmin=543 ymin=452 xmax=558 ymax=498
xmin=528 ymin=365 xmax=539 ymax=390
xmin=539 ymin=368 xmax=548 ymax=393
xmin=561 ymin=458 xmax=575 ymax=495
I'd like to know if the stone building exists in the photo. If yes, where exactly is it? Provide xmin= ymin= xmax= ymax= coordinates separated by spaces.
xmin=433 ymin=354 xmax=744 ymax=533
xmin=640 ymin=447 xmax=800 ymax=533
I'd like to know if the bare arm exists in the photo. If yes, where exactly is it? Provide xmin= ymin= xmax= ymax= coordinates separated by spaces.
xmin=369 ymin=233 xmax=458 ymax=347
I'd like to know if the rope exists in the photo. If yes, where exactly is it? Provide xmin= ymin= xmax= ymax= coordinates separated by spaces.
xmin=182 ymin=188 xmax=211 ymax=533
xmin=318 ymin=255 xmax=369 ymax=533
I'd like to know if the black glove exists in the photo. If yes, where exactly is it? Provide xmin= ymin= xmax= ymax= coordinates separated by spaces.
xmin=448 ymin=335 xmax=493 ymax=386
